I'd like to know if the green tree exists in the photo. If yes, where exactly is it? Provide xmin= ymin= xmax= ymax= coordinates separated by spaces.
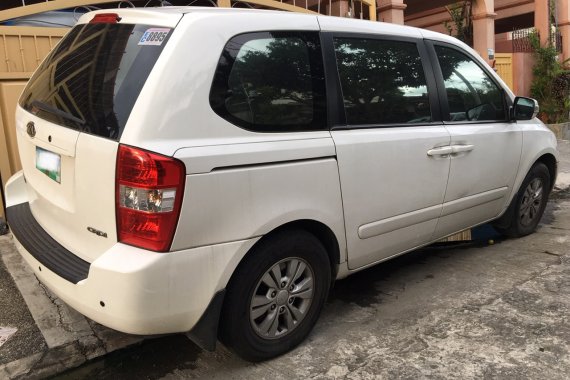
xmin=529 ymin=31 xmax=570 ymax=123
xmin=444 ymin=1 xmax=473 ymax=46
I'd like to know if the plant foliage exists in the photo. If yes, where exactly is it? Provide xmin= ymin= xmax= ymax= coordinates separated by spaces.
xmin=529 ymin=31 xmax=570 ymax=123
xmin=444 ymin=1 xmax=473 ymax=46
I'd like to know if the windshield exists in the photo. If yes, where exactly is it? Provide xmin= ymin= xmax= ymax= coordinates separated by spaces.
xmin=19 ymin=22 xmax=172 ymax=140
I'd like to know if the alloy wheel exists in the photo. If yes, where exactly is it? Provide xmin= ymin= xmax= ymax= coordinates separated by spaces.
xmin=249 ymin=258 xmax=314 ymax=339
xmin=519 ymin=178 xmax=544 ymax=227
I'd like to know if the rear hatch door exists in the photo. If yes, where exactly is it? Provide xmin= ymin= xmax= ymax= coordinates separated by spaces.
xmin=16 ymin=10 xmax=182 ymax=262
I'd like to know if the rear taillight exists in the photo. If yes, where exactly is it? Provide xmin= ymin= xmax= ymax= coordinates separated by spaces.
xmin=116 ymin=145 xmax=185 ymax=252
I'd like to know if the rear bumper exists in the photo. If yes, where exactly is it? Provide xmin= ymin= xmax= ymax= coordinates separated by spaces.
xmin=5 ymin=171 xmax=258 ymax=335
xmin=7 ymin=202 xmax=90 ymax=283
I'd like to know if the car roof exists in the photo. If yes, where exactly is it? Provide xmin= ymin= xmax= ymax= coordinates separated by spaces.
xmin=80 ymin=6 xmax=469 ymax=50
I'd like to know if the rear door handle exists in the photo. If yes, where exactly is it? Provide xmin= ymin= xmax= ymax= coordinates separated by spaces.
xmin=451 ymin=144 xmax=475 ymax=154
xmin=427 ymin=146 xmax=453 ymax=157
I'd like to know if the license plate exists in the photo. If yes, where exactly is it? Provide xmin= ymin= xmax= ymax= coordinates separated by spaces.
xmin=36 ymin=147 xmax=61 ymax=183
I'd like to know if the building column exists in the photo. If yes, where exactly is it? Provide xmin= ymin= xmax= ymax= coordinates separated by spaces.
xmin=472 ymin=0 xmax=496 ymax=64
xmin=557 ymin=0 xmax=570 ymax=60
xmin=535 ymin=0 xmax=550 ymax=46
xmin=377 ymin=0 xmax=406 ymax=24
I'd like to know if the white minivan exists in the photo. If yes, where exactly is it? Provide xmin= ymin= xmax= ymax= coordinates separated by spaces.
xmin=4 ymin=7 xmax=558 ymax=361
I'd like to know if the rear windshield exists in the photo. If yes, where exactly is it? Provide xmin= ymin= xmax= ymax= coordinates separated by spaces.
xmin=19 ymin=22 xmax=172 ymax=140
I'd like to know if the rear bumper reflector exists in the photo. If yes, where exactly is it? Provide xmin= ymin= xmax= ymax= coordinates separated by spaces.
xmin=6 ymin=203 xmax=90 ymax=284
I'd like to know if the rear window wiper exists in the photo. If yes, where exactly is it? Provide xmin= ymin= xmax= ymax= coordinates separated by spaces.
xmin=30 ymin=100 xmax=85 ymax=126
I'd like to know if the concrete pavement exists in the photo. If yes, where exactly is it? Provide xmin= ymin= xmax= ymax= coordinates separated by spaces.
xmin=0 ymin=234 xmax=143 ymax=379
xmin=1 ymin=140 xmax=569 ymax=379
xmin=53 ymin=195 xmax=570 ymax=380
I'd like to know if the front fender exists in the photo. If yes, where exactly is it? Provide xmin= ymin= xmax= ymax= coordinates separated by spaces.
xmin=504 ymin=124 xmax=558 ymax=209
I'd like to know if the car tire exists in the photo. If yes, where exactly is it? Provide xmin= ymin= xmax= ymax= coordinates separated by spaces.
xmin=494 ymin=162 xmax=551 ymax=238
xmin=219 ymin=229 xmax=331 ymax=362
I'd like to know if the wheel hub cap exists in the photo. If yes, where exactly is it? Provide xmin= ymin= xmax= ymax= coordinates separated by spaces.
xmin=276 ymin=290 xmax=288 ymax=306
xmin=249 ymin=257 xmax=314 ymax=340
xmin=519 ymin=178 xmax=544 ymax=227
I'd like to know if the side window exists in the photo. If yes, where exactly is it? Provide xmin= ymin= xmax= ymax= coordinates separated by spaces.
xmin=210 ymin=32 xmax=326 ymax=132
xmin=435 ymin=46 xmax=506 ymax=122
xmin=333 ymin=37 xmax=432 ymax=125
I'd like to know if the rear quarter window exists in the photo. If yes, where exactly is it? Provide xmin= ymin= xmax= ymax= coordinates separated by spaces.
xmin=210 ymin=31 xmax=327 ymax=133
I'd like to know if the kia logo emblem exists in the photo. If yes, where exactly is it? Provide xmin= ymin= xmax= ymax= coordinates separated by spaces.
xmin=26 ymin=122 xmax=36 ymax=138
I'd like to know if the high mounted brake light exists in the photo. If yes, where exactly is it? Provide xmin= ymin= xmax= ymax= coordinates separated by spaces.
xmin=90 ymin=13 xmax=122 ymax=24
xmin=116 ymin=145 xmax=186 ymax=252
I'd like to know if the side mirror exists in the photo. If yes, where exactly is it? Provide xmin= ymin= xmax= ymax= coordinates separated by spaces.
xmin=511 ymin=96 xmax=539 ymax=121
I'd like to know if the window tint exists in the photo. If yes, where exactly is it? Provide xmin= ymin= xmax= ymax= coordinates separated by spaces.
xmin=333 ymin=38 xmax=432 ymax=125
xmin=210 ymin=32 xmax=326 ymax=132
xmin=20 ymin=23 xmax=171 ymax=140
xmin=435 ymin=46 xmax=506 ymax=122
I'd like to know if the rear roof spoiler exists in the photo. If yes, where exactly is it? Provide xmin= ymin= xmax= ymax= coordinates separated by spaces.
xmin=77 ymin=8 xmax=185 ymax=28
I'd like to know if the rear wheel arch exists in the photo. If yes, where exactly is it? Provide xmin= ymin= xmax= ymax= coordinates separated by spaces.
xmin=189 ymin=221 xmax=340 ymax=354
xmin=276 ymin=220 xmax=341 ymax=281
xmin=228 ymin=220 xmax=341 ymax=290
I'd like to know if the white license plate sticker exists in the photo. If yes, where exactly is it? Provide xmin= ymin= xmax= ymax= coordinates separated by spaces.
xmin=138 ymin=28 xmax=170 ymax=46
xmin=36 ymin=147 xmax=61 ymax=183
